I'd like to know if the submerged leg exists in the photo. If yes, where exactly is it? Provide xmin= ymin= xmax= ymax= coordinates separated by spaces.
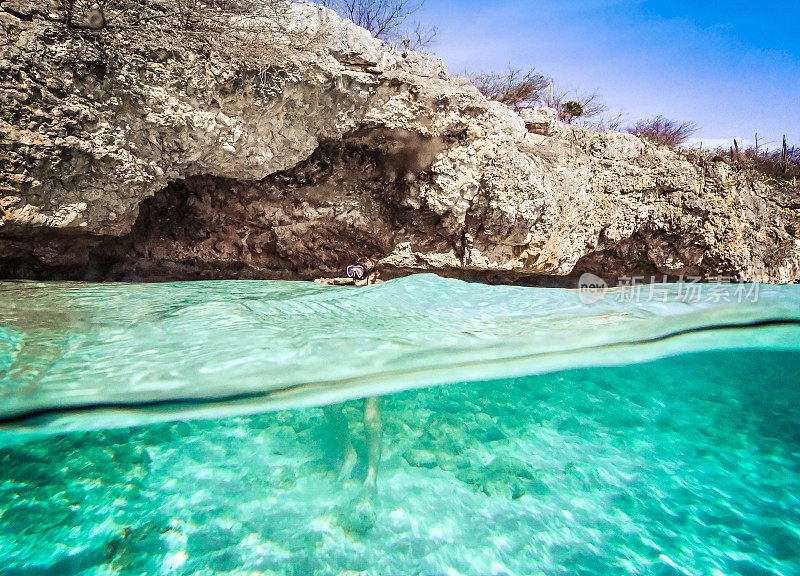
xmin=322 ymin=403 xmax=357 ymax=480
xmin=337 ymin=397 xmax=382 ymax=534
xmin=363 ymin=396 xmax=382 ymax=493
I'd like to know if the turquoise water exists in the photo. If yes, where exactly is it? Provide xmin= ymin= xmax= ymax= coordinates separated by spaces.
xmin=1 ymin=275 xmax=799 ymax=574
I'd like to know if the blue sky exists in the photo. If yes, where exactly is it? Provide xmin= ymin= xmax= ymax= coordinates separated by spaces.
xmin=417 ymin=0 xmax=800 ymax=148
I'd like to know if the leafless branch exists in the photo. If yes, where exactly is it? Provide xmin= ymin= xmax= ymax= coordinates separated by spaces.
xmin=323 ymin=0 xmax=436 ymax=48
xmin=468 ymin=68 xmax=549 ymax=111
xmin=587 ymin=111 xmax=627 ymax=132
xmin=627 ymin=116 xmax=698 ymax=147
xmin=547 ymin=89 xmax=606 ymax=124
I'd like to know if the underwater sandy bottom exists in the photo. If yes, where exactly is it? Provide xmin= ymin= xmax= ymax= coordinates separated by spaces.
xmin=2 ymin=348 xmax=799 ymax=576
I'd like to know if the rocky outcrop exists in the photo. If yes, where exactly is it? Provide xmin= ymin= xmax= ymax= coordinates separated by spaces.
xmin=2 ymin=0 xmax=799 ymax=283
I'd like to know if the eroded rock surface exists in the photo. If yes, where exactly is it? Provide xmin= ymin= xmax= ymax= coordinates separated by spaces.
xmin=2 ymin=0 xmax=799 ymax=282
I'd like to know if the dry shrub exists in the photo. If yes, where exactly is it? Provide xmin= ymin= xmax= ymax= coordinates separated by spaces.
xmin=80 ymin=0 xmax=319 ymax=72
xmin=469 ymin=68 xmax=549 ymax=111
xmin=734 ymin=139 xmax=800 ymax=181
xmin=322 ymin=0 xmax=436 ymax=48
xmin=548 ymin=89 xmax=606 ymax=124
xmin=628 ymin=116 xmax=698 ymax=147
xmin=590 ymin=112 xmax=627 ymax=132
xmin=468 ymin=71 xmax=609 ymax=126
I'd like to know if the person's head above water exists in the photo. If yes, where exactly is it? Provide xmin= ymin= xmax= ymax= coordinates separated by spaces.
xmin=347 ymin=257 xmax=380 ymax=286
xmin=313 ymin=257 xmax=381 ymax=286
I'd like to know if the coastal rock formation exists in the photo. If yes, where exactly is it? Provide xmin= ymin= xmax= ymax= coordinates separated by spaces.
xmin=2 ymin=0 xmax=799 ymax=283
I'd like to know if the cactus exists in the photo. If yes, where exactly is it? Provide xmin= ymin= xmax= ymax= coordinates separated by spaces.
xmin=782 ymin=136 xmax=789 ymax=175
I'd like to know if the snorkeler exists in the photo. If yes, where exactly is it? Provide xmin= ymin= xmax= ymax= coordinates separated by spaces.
xmin=314 ymin=257 xmax=383 ymax=287
xmin=315 ymin=258 xmax=383 ymax=494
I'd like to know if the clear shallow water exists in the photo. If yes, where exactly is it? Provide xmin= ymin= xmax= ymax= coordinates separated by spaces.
xmin=1 ymin=275 xmax=798 ymax=436
xmin=1 ymin=276 xmax=799 ymax=575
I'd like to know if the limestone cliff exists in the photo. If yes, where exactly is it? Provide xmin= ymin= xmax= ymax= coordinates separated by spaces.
xmin=2 ymin=0 xmax=799 ymax=283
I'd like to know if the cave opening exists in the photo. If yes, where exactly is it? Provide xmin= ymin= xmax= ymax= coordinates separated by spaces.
xmin=0 ymin=134 xmax=456 ymax=282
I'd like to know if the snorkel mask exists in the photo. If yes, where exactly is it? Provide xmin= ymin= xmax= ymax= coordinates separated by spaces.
xmin=346 ymin=263 xmax=376 ymax=280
